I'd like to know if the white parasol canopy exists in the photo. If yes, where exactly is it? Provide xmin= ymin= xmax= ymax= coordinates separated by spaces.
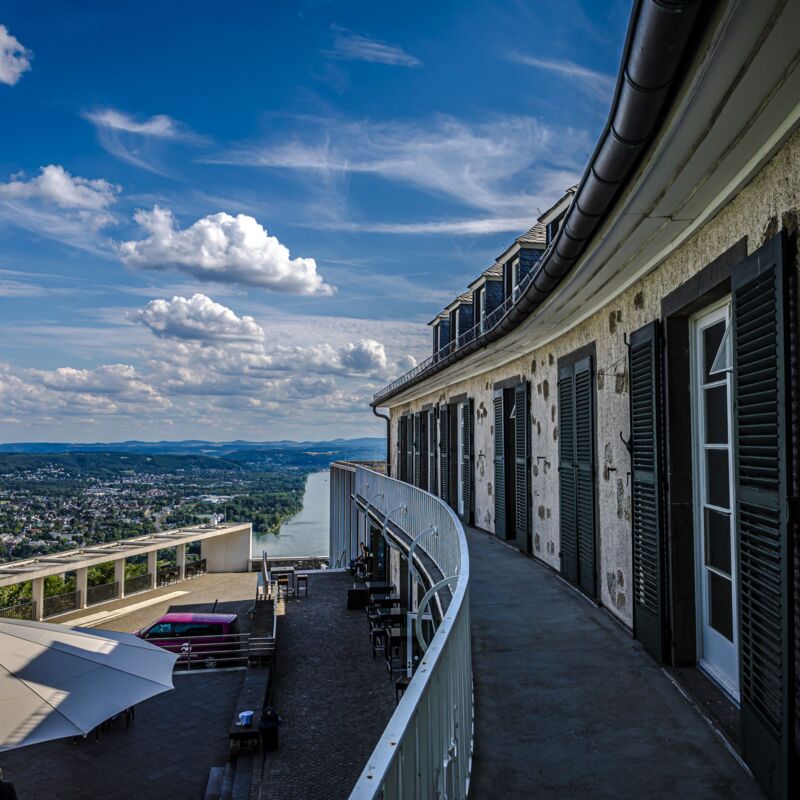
xmin=0 ymin=617 xmax=178 ymax=750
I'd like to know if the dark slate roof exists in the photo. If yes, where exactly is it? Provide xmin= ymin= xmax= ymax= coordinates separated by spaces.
xmin=515 ymin=221 xmax=547 ymax=247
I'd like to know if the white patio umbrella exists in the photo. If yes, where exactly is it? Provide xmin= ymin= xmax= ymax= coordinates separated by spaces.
xmin=0 ymin=617 xmax=178 ymax=751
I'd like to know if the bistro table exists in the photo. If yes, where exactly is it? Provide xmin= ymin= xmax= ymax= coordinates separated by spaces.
xmin=270 ymin=566 xmax=295 ymax=595
xmin=376 ymin=608 xmax=407 ymax=628
xmin=370 ymin=596 xmax=401 ymax=609
xmin=366 ymin=580 xmax=392 ymax=592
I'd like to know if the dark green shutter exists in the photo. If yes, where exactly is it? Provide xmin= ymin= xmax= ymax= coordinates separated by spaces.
xmin=398 ymin=416 xmax=408 ymax=482
xmin=574 ymin=356 xmax=596 ymax=597
xmin=439 ymin=405 xmax=449 ymax=504
xmin=420 ymin=412 xmax=429 ymax=491
xmin=406 ymin=413 xmax=414 ymax=485
xmin=558 ymin=366 xmax=578 ymax=584
xmin=428 ymin=409 xmax=437 ymax=494
xmin=629 ymin=321 xmax=665 ymax=663
xmin=413 ymin=412 xmax=422 ymax=487
xmin=732 ymin=233 xmax=792 ymax=800
xmin=462 ymin=399 xmax=473 ymax=525
xmin=494 ymin=393 xmax=506 ymax=537
xmin=515 ymin=382 xmax=531 ymax=553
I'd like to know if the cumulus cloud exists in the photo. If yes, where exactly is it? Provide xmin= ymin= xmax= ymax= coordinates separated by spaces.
xmin=119 ymin=207 xmax=334 ymax=295
xmin=0 ymin=24 xmax=31 ymax=86
xmin=0 ymin=165 xmax=119 ymax=212
xmin=129 ymin=293 xmax=264 ymax=343
xmin=325 ymin=28 xmax=420 ymax=67
xmin=0 ymin=165 xmax=120 ymax=249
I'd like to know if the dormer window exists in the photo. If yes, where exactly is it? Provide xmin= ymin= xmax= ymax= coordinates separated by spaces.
xmin=477 ymin=288 xmax=486 ymax=333
xmin=512 ymin=259 xmax=521 ymax=300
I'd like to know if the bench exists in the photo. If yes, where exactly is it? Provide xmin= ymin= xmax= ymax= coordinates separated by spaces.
xmin=229 ymin=667 xmax=271 ymax=754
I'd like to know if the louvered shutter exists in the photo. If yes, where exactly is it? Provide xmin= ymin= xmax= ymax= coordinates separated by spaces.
xmin=439 ymin=405 xmax=450 ymax=503
xmin=732 ymin=233 xmax=792 ymax=800
xmin=629 ymin=321 xmax=665 ymax=663
xmin=398 ymin=416 xmax=408 ymax=482
xmin=406 ymin=414 xmax=414 ymax=485
xmin=574 ymin=356 xmax=596 ymax=597
xmin=420 ymin=412 xmax=428 ymax=491
xmin=462 ymin=399 xmax=473 ymax=525
xmin=514 ymin=382 xmax=531 ymax=553
xmin=428 ymin=409 xmax=437 ymax=494
xmin=494 ymin=393 xmax=506 ymax=537
xmin=558 ymin=365 xmax=578 ymax=584
xmin=413 ymin=412 xmax=422 ymax=487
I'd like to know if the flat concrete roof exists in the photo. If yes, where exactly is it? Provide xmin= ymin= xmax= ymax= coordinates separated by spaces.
xmin=0 ymin=522 xmax=252 ymax=587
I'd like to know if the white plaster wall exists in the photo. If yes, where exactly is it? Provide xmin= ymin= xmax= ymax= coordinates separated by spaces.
xmin=386 ymin=124 xmax=800 ymax=629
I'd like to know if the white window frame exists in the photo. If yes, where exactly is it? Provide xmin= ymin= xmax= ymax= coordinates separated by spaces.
xmin=690 ymin=299 xmax=739 ymax=702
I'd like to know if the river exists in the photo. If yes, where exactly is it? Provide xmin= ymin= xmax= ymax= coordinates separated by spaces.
xmin=252 ymin=470 xmax=329 ymax=558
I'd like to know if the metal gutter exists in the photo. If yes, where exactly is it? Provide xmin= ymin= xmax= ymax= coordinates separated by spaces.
xmin=373 ymin=0 xmax=705 ymax=408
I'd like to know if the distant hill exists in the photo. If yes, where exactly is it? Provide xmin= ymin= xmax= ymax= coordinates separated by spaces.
xmin=0 ymin=437 xmax=385 ymax=456
xmin=0 ymin=438 xmax=386 ymax=474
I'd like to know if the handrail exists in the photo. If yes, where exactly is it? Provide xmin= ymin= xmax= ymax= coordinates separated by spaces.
xmin=372 ymin=238 xmax=555 ymax=405
xmin=349 ymin=466 xmax=472 ymax=799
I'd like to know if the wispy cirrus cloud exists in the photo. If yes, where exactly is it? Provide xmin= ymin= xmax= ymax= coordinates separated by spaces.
xmin=325 ymin=27 xmax=420 ymax=67
xmin=507 ymin=52 xmax=615 ymax=102
xmin=326 ymin=216 xmax=535 ymax=235
xmin=83 ymin=107 xmax=206 ymax=175
xmin=0 ymin=24 xmax=31 ymax=85
xmin=207 ymin=114 xmax=589 ymax=228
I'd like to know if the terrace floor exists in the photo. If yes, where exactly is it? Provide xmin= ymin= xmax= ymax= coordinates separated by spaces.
xmin=253 ymin=571 xmax=395 ymax=800
xmin=466 ymin=524 xmax=764 ymax=799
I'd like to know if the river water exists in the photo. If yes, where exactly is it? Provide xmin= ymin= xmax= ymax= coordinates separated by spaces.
xmin=252 ymin=470 xmax=329 ymax=558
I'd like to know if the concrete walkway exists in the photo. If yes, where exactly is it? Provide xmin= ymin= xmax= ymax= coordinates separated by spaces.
xmin=466 ymin=525 xmax=764 ymax=800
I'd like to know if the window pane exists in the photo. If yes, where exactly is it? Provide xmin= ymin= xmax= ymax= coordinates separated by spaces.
xmin=704 ymin=385 xmax=728 ymax=444
xmin=706 ymin=449 xmax=730 ymax=509
xmin=709 ymin=572 xmax=733 ymax=641
xmin=704 ymin=507 xmax=731 ymax=574
xmin=703 ymin=321 xmax=725 ymax=383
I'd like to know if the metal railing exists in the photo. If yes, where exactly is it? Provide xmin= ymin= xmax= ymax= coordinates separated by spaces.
xmin=157 ymin=567 xmax=181 ymax=587
xmin=0 ymin=600 xmax=36 ymax=620
xmin=185 ymin=558 xmax=207 ymax=579
xmin=146 ymin=632 xmax=275 ymax=669
xmin=42 ymin=590 xmax=81 ymax=618
xmin=348 ymin=466 xmax=472 ymax=799
xmin=124 ymin=573 xmax=152 ymax=595
xmin=87 ymin=581 xmax=119 ymax=606
xmin=374 ymin=240 xmax=556 ymax=404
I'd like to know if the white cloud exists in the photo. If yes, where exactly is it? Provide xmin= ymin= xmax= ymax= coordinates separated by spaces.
xmin=130 ymin=293 xmax=264 ymax=343
xmin=0 ymin=165 xmax=119 ymax=212
xmin=210 ymin=115 xmax=588 ymax=219
xmin=328 ymin=216 xmax=535 ymax=235
xmin=83 ymin=108 xmax=190 ymax=139
xmin=119 ymin=207 xmax=334 ymax=295
xmin=0 ymin=165 xmax=120 ymax=249
xmin=83 ymin=108 xmax=204 ymax=174
xmin=326 ymin=28 xmax=420 ymax=67
xmin=0 ymin=24 xmax=32 ymax=86
xmin=507 ymin=53 xmax=615 ymax=102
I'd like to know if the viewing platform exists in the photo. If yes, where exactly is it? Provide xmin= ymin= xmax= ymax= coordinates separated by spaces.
xmin=0 ymin=522 xmax=252 ymax=621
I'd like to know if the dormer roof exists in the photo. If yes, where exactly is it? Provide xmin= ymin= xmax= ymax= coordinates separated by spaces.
xmin=468 ymin=262 xmax=504 ymax=290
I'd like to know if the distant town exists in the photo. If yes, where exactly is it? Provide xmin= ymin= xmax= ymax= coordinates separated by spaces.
xmin=0 ymin=439 xmax=383 ymax=563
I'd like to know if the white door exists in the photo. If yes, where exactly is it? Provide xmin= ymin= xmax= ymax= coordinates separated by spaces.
xmin=457 ymin=403 xmax=465 ymax=516
xmin=691 ymin=302 xmax=739 ymax=700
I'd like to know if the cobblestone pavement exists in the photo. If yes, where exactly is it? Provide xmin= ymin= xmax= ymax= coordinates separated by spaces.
xmin=0 ymin=670 xmax=244 ymax=800
xmin=56 ymin=571 xmax=259 ymax=634
xmin=253 ymin=571 xmax=395 ymax=800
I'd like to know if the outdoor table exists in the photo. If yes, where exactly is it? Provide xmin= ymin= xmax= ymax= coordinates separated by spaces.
xmin=366 ymin=580 xmax=392 ymax=591
xmin=371 ymin=596 xmax=401 ymax=608
xmin=270 ymin=566 xmax=295 ymax=594
xmin=376 ymin=608 xmax=407 ymax=628
xmin=368 ymin=585 xmax=394 ymax=599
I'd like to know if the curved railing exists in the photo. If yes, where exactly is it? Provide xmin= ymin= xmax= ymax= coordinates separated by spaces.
xmin=349 ymin=466 xmax=472 ymax=800
xmin=373 ymin=237 xmax=557 ymax=405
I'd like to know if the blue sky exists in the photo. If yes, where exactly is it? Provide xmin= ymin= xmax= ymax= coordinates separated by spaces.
xmin=0 ymin=0 xmax=628 ymax=442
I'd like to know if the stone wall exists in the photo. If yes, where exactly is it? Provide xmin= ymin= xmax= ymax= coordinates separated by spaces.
xmin=388 ymin=124 xmax=800 ymax=628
